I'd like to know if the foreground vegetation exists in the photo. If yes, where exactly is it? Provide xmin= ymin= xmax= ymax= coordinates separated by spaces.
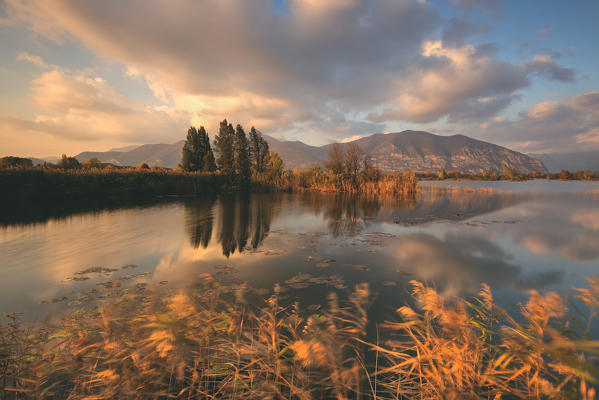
xmin=1 ymin=277 xmax=598 ymax=399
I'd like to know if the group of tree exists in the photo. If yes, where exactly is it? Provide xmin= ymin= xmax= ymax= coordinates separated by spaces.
xmin=180 ymin=119 xmax=273 ymax=183
xmin=324 ymin=143 xmax=379 ymax=182
xmin=180 ymin=126 xmax=217 ymax=173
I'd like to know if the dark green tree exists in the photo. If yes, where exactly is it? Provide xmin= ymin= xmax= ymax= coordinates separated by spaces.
xmin=233 ymin=124 xmax=251 ymax=182
xmin=181 ymin=126 xmax=202 ymax=172
xmin=214 ymin=119 xmax=235 ymax=175
xmin=249 ymin=127 xmax=269 ymax=173
xmin=181 ymin=125 xmax=217 ymax=172
xmin=199 ymin=128 xmax=217 ymax=172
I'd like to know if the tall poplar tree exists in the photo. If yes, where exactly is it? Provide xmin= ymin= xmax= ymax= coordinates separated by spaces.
xmin=233 ymin=124 xmax=251 ymax=182
xmin=180 ymin=126 xmax=216 ymax=172
xmin=199 ymin=127 xmax=217 ymax=172
xmin=214 ymin=119 xmax=235 ymax=175
xmin=249 ymin=127 xmax=269 ymax=173
xmin=180 ymin=126 xmax=202 ymax=172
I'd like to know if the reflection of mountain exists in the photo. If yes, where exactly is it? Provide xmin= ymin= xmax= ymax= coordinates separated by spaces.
xmin=392 ymin=190 xmax=522 ymax=225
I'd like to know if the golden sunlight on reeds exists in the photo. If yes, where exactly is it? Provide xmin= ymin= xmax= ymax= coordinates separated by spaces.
xmin=1 ymin=277 xmax=598 ymax=399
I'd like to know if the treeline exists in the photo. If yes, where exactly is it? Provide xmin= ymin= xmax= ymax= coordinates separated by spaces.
xmin=421 ymin=165 xmax=599 ymax=181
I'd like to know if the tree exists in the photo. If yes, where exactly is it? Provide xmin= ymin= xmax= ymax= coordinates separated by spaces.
xmin=438 ymin=168 xmax=447 ymax=180
xmin=325 ymin=143 xmax=345 ymax=175
xmin=181 ymin=126 xmax=203 ymax=172
xmin=266 ymin=151 xmax=284 ymax=179
xmin=57 ymin=154 xmax=81 ymax=169
xmin=0 ymin=156 xmax=33 ymax=169
xmin=249 ymin=127 xmax=269 ymax=173
xmin=214 ymin=119 xmax=235 ymax=175
xmin=82 ymin=157 xmax=103 ymax=169
xmin=233 ymin=124 xmax=251 ymax=182
xmin=344 ymin=143 xmax=364 ymax=179
xmin=362 ymin=155 xmax=380 ymax=181
xmin=559 ymin=169 xmax=571 ymax=180
xmin=200 ymin=128 xmax=217 ymax=172
xmin=137 ymin=162 xmax=150 ymax=170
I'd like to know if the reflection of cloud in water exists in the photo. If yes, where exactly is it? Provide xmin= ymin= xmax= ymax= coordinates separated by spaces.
xmin=395 ymin=233 xmax=562 ymax=298
xmin=509 ymin=196 xmax=599 ymax=262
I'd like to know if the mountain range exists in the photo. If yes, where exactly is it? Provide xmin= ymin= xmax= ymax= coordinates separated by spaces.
xmin=73 ymin=130 xmax=549 ymax=174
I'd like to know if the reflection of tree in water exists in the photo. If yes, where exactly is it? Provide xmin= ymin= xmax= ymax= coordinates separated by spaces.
xmin=218 ymin=193 xmax=276 ymax=257
xmin=184 ymin=195 xmax=217 ymax=249
xmin=324 ymin=195 xmax=387 ymax=237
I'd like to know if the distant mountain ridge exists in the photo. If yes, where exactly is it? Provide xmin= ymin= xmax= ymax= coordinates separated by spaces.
xmin=74 ymin=131 xmax=548 ymax=174
xmin=76 ymin=141 xmax=184 ymax=168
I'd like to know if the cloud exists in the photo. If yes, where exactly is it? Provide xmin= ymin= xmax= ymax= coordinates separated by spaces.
xmin=475 ymin=92 xmax=599 ymax=152
xmin=0 ymin=0 xmax=582 ymax=149
xmin=16 ymin=51 xmax=51 ymax=68
xmin=1 ymin=69 xmax=190 ymax=151
xmin=523 ymin=55 xmax=575 ymax=82
xmin=368 ymin=41 xmax=529 ymax=123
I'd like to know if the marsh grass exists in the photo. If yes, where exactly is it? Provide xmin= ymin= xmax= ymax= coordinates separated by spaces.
xmin=1 ymin=278 xmax=598 ymax=399
xmin=255 ymin=169 xmax=418 ymax=197
xmin=0 ymin=168 xmax=227 ymax=201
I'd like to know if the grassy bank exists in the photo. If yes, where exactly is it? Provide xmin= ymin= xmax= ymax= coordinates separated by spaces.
xmin=0 ymin=168 xmax=227 ymax=200
xmin=1 ymin=277 xmax=598 ymax=399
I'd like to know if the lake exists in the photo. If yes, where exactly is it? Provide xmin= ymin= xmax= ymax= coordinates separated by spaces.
xmin=2 ymin=180 xmax=599 ymax=325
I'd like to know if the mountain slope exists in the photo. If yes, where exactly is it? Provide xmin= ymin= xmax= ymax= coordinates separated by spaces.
xmin=76 ymin=141 xmax=184 ymax=167
xmin=74 ymin=131 xmax=547 ymax=174
xmin=344 ymin=131 xmax=547 ymax=174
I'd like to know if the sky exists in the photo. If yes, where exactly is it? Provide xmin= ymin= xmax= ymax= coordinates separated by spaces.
xmin=0 ymin=0 xmax=598 ymax=158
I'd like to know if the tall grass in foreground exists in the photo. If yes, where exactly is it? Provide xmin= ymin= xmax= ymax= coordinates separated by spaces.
xmin=1 ymin=278 xmax=598 ymax=399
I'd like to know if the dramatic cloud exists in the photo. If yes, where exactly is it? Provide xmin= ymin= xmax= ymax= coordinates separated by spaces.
xmin=368 ymin=41 xmax=528 ymax=123
xmin=476 ymin=92 xmax=599 ymax=152
xmin=0 ymin=69 xmax=189 ymax=146
xmin=0 ymin=0 xmax=585 ymax=152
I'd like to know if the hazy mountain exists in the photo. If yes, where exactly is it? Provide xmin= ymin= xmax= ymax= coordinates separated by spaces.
xmin=76 ymin=141 xmax=184 ymax=167
xmin=529 ymin=152 xmax=599 ymax=173
xmin=74 ymin=131 xmax=547 ymax=174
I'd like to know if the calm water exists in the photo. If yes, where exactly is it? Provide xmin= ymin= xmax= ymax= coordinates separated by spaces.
xmin=1 ymin=180 xmax=599 ymax=323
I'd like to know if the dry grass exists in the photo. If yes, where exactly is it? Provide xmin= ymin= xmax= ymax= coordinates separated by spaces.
xmin=256 ymin=169 xmax=418 ymax=197
xmin=1 ymin=278 xmax=598 ymax=399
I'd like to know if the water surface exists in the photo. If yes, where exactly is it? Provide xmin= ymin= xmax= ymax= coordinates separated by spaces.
xmin=1 ymin=180 xmax=599 ymax=323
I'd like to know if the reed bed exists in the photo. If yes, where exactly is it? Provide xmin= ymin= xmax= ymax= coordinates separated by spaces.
xmin=0 ymin=168 xmax=227 ymax=200
xmin=255 ymin=169 xmax=418 ymax=197
xmin=1 ymin=278 xmax=598 ymax=399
